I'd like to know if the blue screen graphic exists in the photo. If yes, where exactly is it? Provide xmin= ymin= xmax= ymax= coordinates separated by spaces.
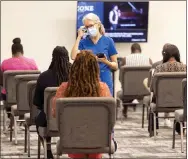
xmin=77 ymin=1 xmax=149 ymax=42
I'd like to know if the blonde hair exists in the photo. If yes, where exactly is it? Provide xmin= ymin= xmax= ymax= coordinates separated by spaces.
xmin=82 ymin=13 xmax=105 ymax=35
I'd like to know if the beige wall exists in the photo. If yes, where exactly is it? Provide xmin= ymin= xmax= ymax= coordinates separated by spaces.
xmin=1 ymin=1 xmax=186 ymax=72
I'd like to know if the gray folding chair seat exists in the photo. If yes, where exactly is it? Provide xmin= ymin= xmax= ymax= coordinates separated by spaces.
xmin=38 ymin=87 xmax=59 ymax=159
xmin=172 ymin=78 xmax=187 ymax=153
xmin=118 ymin=66 xmax=151 ymax=121
xmin=149 ymin=72 xmax=186 ymax=140
xmin=2 ymin=70 xmax=40 ymax=131
xmin=10 ymin=74 xmax=39 ymax=145
xmin=56 ymin=97 xmax=116 ymax=159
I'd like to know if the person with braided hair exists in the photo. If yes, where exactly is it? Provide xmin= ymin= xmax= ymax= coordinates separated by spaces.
xmin=52 ymin=50 xmax=117 ymax=159
xmin=34 ymin=46 xmax=71 ymax=159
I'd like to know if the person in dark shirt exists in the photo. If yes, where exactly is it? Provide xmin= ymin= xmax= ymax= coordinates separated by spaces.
xmin=33 ymin=46 xmax=71 ymax=159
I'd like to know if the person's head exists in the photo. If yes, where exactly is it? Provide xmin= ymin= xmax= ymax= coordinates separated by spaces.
xmin=82 ymin=13 xmax=105 ymax=37
xmin=64 ymin=50 xmax=100 ymax=97
xmin=162 ymin=44 xmax=180 ymax=63
xmin=11 ymin=38 xmax=24 ymax=56
xmin=49 ymin=46 xmax=71 ymax=85
xmin=162 ymin=43 xmax=171 ymax=56
xmin=113 ymin=5 xmax=118 ymax=11
xmin=131 ymin=43 xmax=142 ymax=54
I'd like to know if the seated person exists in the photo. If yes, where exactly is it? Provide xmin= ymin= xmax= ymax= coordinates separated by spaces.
xmin=122 ymin=43 xmax=152 ymax=66
xmin=1 ymin=37 xmax=38 ymax=127
xmin=143 ymin=43 xmax=171 ymax=90
xmin=149 ymin=44 xmax=186 ymax=136
xmin=34 ymin=46 xmax=71 ymax=159
xmin=143 ymin=43 xmax=172 ymax=126
xmin=118 ymin=43 xmax=152 ymax=118
xmin=52 ymin=50 xmax=117 ymax=159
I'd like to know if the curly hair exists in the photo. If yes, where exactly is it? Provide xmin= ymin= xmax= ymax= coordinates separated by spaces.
xmin=64 ymin=50 xmax=100 ymax=97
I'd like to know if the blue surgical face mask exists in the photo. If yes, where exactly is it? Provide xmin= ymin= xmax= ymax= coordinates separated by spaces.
xmin=88 ymin=27 xmax=98 ymax=37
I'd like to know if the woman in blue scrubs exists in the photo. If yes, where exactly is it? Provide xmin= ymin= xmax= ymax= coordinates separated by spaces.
xmin=71 ymin=13 xmax=118 ymax=96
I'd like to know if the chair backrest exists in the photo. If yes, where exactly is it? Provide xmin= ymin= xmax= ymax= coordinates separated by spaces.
xmin=148 ymin=69 xmax=154 ymax=88
xmin=182 ymin=78 xmax=187 ymax=120
xmin=120 ymin=66 xmax=151 ymax=96
xmin=27 ymin=80 xmax=37 ymax=125
xmin=3 ymin=70 xmax=40 ymax=105
xmin=117 ymin=57 xmax=124 ymax=69
xmin=44 ymin=87 xmax=59 ymax=136
xmin=56 ymin=97 xmax=116 ymax=149
xmin=15 ymin=74 xmax=39 ymax=113
xmin=153 ymin=72 xmax=186 ymax=110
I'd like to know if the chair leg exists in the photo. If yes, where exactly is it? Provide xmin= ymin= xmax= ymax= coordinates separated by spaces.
xmin=38 ymin=135 xmax=41 ymax=159
xmin=43 ymin=138 xmax=47 ymax=159
xmin=27 ymin=126 xmax=30 ymax=157
xmin=56 ymin=154 xmax=60 ymax=159
xmin=109 ymin=153 xmax=112 ymax=159
xmin=142 ymin=104 xmax=145 ymax=128
xmin=3 ymin=107 xmax=6 ymax=131
xmin=14 ymin=116 xmax=18 ymax=145
xmin=146 ymin=107 xmax=149 ymax=120
xmin=149 ymin=111 xmax=152 ymax=137
xmin=180 ymin=122 xmax=184 ymax=153
xmin=154 ymin=112 xmax=157 ymax=140
xmin=10 ymin=114 xmax=13 ymax=142
xmin=24 ymin=124 xmax=27 ymax=153
xmin=172 ymin=120 xmax=176 ymax=149
xmin=133 ymin=105 xmax=136 ymax=112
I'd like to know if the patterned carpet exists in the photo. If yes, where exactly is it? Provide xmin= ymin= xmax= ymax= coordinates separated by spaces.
xmin=0 ymin=105 xmax=186 ymax=159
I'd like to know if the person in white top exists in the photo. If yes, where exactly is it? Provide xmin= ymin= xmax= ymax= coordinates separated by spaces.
xmin=109 ymin=5 xmax=121 ymax=30
xmin=119 ymin=43 xmax=152 ymax=118
xmin=123 ymin=43 xmax=152 ymax=66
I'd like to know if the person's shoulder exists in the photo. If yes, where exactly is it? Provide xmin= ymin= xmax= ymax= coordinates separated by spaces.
xmin=36 ymin=70 xmax=49 ymax=81
xmin=1 ymin=58 xmax=13 ymax=64
xmin=24 ymin=56 xmax=36 ymax=63
xmin=103 ymin=35 xmax=113 ymax=41
xmin=59 ymin=82 xmax=68 ymax=88
xmin=99 ymin=81 xmax=108 ymax=89
xmin=103 ymin=36 xmax=115 ymax=46
xmin=155 ymin=62 xmax=164 ymax=69
xmin=177 ymin=62 xmax=186 ymax=68
xmin=58 ymin=82 xmax=68 ymax=92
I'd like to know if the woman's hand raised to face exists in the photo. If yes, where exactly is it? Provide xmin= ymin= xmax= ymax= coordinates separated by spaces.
xmin=78 ymin=26 xmax=85 ymax=38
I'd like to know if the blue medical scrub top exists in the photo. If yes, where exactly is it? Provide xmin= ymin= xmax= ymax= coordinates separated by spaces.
xmin=79 ymin=35 xmax=118 ymax=96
